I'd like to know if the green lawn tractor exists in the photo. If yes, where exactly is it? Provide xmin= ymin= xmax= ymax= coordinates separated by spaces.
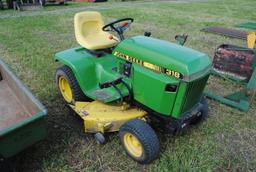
xmin=54 ymin=11 xmax=212 ymax=164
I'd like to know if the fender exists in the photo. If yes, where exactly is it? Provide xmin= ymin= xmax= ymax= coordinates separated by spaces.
xmin=55 ymin=47 xmax=97 ymax=97
xmin=54 ymin=47 xmax=129 ymax=102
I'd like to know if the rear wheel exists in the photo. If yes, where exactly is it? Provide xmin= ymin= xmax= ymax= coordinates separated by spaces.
xmin=55 ymin=65 xmax=91 ymax=103
xmin=119 ymin=119 xmax=160 ymax=164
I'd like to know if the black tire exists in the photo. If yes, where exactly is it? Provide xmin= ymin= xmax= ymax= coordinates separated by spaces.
xmin=55 ymin=65 xmax=91 ymax=103
xmin=119 ymin=119 xmax=160 ymax=164
xmin=190 ymin=97 xmax=209 ymax=125
xmin=94 ymin=133 xmax=105 ymax=145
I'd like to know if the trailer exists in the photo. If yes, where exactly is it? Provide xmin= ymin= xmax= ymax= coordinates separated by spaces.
xmin=0 ymin=59 xmax=47 ymax=159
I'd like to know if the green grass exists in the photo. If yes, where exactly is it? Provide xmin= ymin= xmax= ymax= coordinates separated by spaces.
xmin=0 ymin=0 xmax=256 ymax=171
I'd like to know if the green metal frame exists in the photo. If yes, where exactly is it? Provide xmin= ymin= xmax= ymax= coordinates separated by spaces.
xmin=235 ymin=22 xmax=256 ymax=30
xmin=204 ymin=66 xmax=256 ymax=112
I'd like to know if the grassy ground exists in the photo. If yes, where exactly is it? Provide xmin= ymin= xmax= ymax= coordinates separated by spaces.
xmin=0 ymin=0 xmax=256 ymax=171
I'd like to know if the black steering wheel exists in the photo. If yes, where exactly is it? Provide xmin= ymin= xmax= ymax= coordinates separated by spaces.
xmin=102 ymin=18 xmax=134 ymax=40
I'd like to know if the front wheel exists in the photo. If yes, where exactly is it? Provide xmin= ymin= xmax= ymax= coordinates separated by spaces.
xmin=190 ymin=97 xmax=209 ymax=125
xmin=94 ymin=133 xmax=105 ymax=145
xmin=119 ymin=119 xmax=160 ymax=164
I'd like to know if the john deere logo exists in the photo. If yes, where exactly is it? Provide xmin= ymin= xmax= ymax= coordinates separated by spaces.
xmin=114 ymin=51 xmax=183 ymax=79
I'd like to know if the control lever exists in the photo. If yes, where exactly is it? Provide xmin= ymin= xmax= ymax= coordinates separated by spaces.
xmin=99 ymin=77 xmax=123 ymax=89
xmin=175 ymin=34 xmax=188 ymax=46
xmin=108 ymin=35 xmax=119 ymax=42
xmin=144 ymin=32 xmax=152 ymax=37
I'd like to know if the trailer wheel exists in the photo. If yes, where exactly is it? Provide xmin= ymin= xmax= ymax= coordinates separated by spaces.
xmin=55 ymin=65 xmax=91 ymax=103
xmin=190 ymin=98 xmax=209 ymax=125
xmin=119 ymin=119 xmax=160 ymax=164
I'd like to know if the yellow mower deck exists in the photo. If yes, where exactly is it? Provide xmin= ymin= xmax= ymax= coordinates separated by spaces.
xmin=69 ymin=101 xmax=147 ymax=133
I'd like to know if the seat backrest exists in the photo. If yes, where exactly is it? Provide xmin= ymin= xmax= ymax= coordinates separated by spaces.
xmin=247 ymin=32 xmax=256 ymax=49
xmin=74 ymin=11 xmax=104 ymax=46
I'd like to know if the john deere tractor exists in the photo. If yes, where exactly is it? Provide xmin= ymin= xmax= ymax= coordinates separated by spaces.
xmin=55 ymin=11 xmax=212 ymax=164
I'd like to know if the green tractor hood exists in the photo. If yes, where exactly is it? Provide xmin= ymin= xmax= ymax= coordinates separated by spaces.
xmin=114 ymin=36 xmax=212 ymax=81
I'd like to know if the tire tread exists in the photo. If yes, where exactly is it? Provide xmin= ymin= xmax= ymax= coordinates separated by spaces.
xmin=56 ymin=65 xmax=91 ymax=102
xmin=119 ymin=119 xmax=160 ymax=164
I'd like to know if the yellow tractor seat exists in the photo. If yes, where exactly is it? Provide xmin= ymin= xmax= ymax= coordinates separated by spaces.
xmin=247 ymin=32 xmax=256 ymax=49
xmin=74 ymin=11 xmax=118 ymax=50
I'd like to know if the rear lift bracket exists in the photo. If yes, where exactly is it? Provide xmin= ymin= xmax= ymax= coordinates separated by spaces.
xmin=204 ymin=67 xmax=256 ymax=111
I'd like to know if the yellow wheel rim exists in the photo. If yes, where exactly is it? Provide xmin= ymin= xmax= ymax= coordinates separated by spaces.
xmin=123 ymin=133 xmax=143 ymax=157
xmin=58 ymin=76 xmax=73 ymax=103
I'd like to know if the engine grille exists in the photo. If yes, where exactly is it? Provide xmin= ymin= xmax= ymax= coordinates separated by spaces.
xmin=180 ymin=75 xmax=209 ymax=114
